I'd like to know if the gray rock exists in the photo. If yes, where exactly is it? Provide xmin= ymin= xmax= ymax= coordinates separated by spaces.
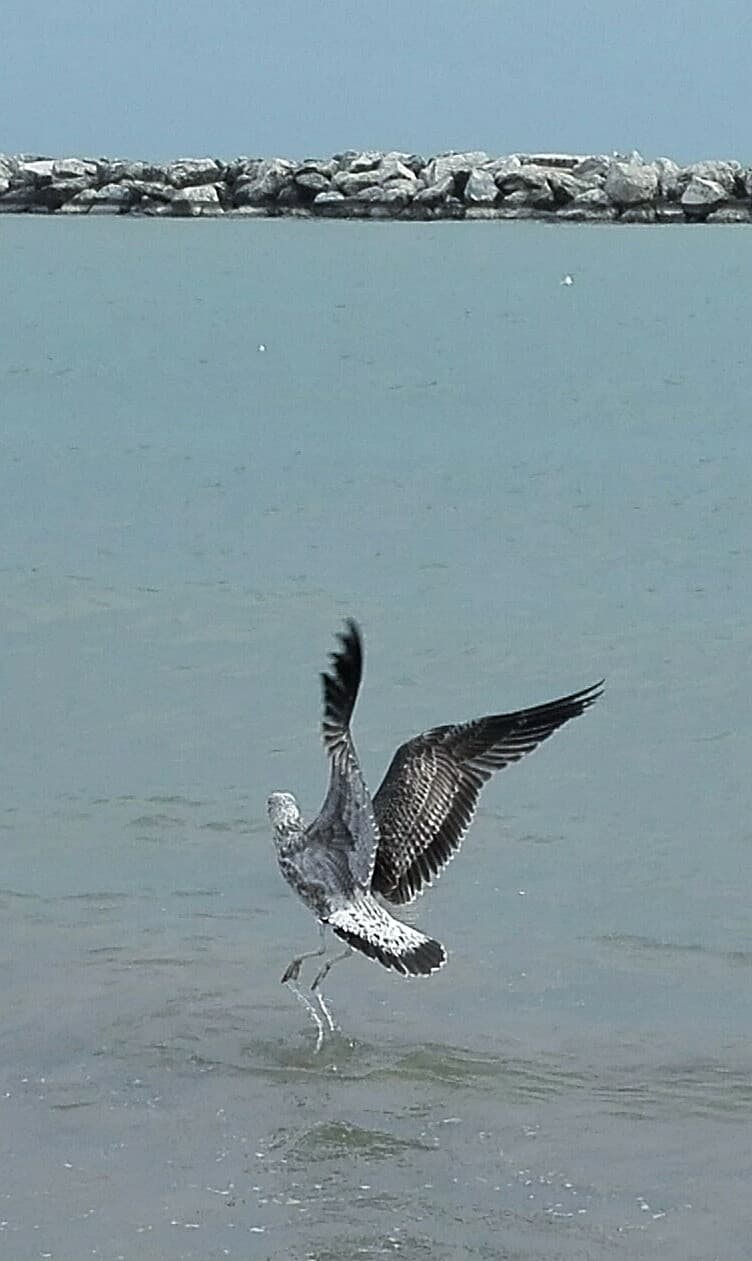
xmin=333 ymin=169 xmax=383 ymax=196
xmin=654 ymin=157 xmax=682 ymax=200
xmin=381 ymin=178 xmax=418 ymax=201
xmin=52 ymin=157 xmax=97 ymax=180
xmin=228 ymin=205 xmax=270 ymax=217
xmin=413 ymin=174 xmax=455 ymax=205
xmin=393 ymin=153 xmax=426 ymax=175
xmin=227 ymin=157 xmax=263 ymax=181
xmin=69 ymin=183 xmax=133 ymax=210
xmin=294 ymin=170 xmax=330 ymax=193
xmin=352 ymin=182 xmax=414 ymax=207
xmin=313 ymin=189 xmax=345 ymax=204
xmin=95 ymin=182 xmax=135 ymax=205
xmin=0 ymin=157 xmax=13 ymax=197
xmin=122 ymin=180 xmax=174 ymax=203
xmin=41 ymin=178 xmax=92 ymax=210
xmin=620 ymin=206 xmax=656 ymax=223
xmin=497 ymin=163 xmax=550 ymax=192
xmin=495 ymin=205 xmax=545 ymax=220
xmin=571 ymin=155 xmax=610 ymax=183
xmin=521 ymin=153 xmax=581 ymax=169
xmin=312 ymin=190 xmax=350 ymax=216
xmin=0 ymin=187 xmax=43 ymax=211
xmin=440 ymin=196 xmax=466 ymax=218
xmin=501 ymin=188 xmax=538 ymax=208
xmin=546 ymin=170 xmax=589 ymax=204
xmin=59 ymin=200 xmax=91 ymax=215
xmin=680 ymin=178 xmax=728 ymax=218
xmin=682 ymin=159 xmax=741 ymax=196
xmin=400 ymin=201 xmax=440 ymax=220
xmin=234 ymin=159 xmax=295 ymax=206
xmin=275 ymin=181 xmax=304 ymax=208
xmin=706 ymin=207 xmax=752 ymax=224
xmin=425 ymin=151 xmax=489 ymax=185
xmin=500 ymin=168 xmax=555 ymax=209
xmin=348 ymin=151 xmax=384 ymax=173
xmin=497 ymin=205 xmax=542 ymax=220
xmin=463 ymin=168 xmax=497 ymax=204
xmin=556 ymin=204 xmax=617 ymax=222
xmin=485 ymin=155 xmax=522 ymax=180
xmin=360 ymin=204 xmax=396 ymax=219
xmin=378 ymin=154 xmax=417 ymax=184
xmin=19 ymin=159 xmax=55 ymax=183
xmin=171 ymin=184 xmax=222 ymax=216
xmin=167 ymin=157 xmax=222 ymax=188
xmin=655 ymin=207 xmax=686 ymax=224
xmin=604 ymin=160 xmax=658 ymax=206
xmin=296 ymin=158 xmax=338 ymax=178
xmin=103 ymin=159 xmax=167 ymax=183
xmin=133 ymin=199 xmax=173 ymax=217
xmin=465 ymin=206 xmax=507 ymax=219
xmin=570 ymin=187 xmax=613 ymax=211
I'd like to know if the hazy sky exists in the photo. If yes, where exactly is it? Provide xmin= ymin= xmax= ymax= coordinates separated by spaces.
xmin=3 ymin=0 xmax=750 ymax=160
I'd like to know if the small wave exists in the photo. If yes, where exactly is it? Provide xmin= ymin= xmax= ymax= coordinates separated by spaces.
xmin=147 ymin=794 xmax=205 ymax=807
xmin=171 ymin=888 xmax=222 ymax=898
xmin=285 ymin=1120 xmax=433 ymax=1163
xmin=596 ymin=933 xmax=752 ymax=967
xmin=128 ymin=813 xmax=186 ymax=828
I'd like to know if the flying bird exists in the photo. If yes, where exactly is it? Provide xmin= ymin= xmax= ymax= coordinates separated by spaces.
xmin=268 ymin=620 xmax=602 ymax=1010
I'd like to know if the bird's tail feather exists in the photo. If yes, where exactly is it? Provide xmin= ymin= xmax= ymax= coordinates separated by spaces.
xmin=327 ymin=895 xmax=446 ymax=976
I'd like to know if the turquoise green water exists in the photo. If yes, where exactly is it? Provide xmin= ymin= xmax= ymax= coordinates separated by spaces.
xmin=2 ymin=217 xmax=751 ymax=1259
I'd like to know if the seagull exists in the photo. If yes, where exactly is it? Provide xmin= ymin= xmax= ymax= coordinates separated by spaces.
xmin=268 ymin=621 xmax=601 ymax=1028
xmin=560 ymin=274 xmax=574 ymax=286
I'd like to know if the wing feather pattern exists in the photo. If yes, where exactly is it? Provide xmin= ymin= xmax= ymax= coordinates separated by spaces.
xmin=371 ymin=682 xmax=603 ymax=905
xmin=308 ymin=621 xmax=380 ymax=890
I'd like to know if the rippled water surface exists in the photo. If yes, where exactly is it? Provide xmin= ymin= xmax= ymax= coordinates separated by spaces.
xmin=2 ymin=217 xmax=752 ymax=1259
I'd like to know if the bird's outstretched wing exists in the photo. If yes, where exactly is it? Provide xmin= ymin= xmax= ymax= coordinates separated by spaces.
xmin=371 ymin=682 xmax=603 ymax=905
xmin=307 ymin=620 xmax=380 ymax=890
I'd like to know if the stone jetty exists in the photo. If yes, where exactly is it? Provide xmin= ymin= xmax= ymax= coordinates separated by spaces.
xmin=1 ymin=150 xmax=751 ymax=222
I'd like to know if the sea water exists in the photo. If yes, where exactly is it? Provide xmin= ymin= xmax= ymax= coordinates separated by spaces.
xmin=2 ymin=215 xmax=751 ymax=1259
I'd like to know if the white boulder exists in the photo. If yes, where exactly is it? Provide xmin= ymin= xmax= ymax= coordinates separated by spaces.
xmin=604 ymin=161 xmax=659 ymax=206
xmin=167 ymin=158 xmax=222 ymax=189
xmin=171 ymin=184 xmax=222 ymax=215
xmin=463 ymin=169 xmax=497 ymax=204
xmin=680 ymin=178 xmax=728 ymax=217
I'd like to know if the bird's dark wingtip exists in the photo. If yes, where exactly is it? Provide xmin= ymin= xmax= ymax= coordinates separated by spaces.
xmin=579 ymin=679 xmax=605 ymax=708
xmin=321 ymin=619 xmax=364 ymax=749
xmin=551 ymin=679 xmax=605 ymax=711
xmin=338 ymin=617 xmax=362 ymax=654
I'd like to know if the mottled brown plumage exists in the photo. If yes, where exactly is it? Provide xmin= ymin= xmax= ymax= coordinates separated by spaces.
xmin=270 ymin=619 xmax=602 ymax=982
xmin=370 ymin=683 xmax=603 ymax=904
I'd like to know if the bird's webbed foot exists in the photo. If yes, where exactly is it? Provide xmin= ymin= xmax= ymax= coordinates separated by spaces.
xmin=311 ymin=945 xmax=353 ymax=992
xmin=281 ymin=957 xmax=303 ymax=984
xmin=281 ymin=925 xmax=327 ymax=984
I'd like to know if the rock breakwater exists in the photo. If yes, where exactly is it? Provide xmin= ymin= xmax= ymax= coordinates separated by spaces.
xmin=1 ymin=150 xmax=751 ymax=222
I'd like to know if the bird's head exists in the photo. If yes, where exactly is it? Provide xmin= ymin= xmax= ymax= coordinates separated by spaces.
xmin=266 ymin=791 xmax=303 ymax=839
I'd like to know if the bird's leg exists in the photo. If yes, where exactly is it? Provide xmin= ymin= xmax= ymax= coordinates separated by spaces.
xmin=281 ymin=923 xmax=327 ymax=984
xmin=311 ymin=945 xmax=353 ymax=992
xmin=287 ymin=980 xmax=325 ymax=1053
xmin=315 ymin=989 xmax=338 ymax=1033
